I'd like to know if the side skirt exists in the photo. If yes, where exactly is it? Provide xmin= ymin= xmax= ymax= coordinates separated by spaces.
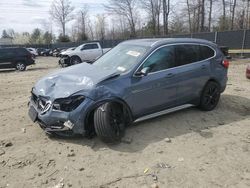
xmin=134 ymin=104 xmax=194 ymax=123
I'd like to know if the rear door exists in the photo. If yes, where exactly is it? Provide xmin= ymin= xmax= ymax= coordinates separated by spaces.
xmin=174 ymin=44 xmax=215 ymax=105
xmin=0 ymin=48 xmax=15 ymax=68
xmin=81 ymin=43 xmax=102 ymax=61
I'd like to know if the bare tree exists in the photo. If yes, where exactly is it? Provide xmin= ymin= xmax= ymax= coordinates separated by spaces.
xmin=200 ymin=0 xmax=205 ymax=32
xmin=221 ymin=0 xmax=227 ymax=30
xmin=105 ymin=0 xmax=137 ymax=37
xmin=186 ymin=0 xmax=192 ymax=32
xmin=95 ymin=14 xmax=106 ymax=40
xmin=50 ymin=0 xmax=74 ymax=37
xmin=78 ymin=5 xmax=89 ymax=40
xmin=208 ymin=0 xmax=214 ymax=31
xmin=230 ymin=0 xmax=237 ymax=30
xmin=163 ymin=0 xmax=170 ymax=35
xmin=140 ymin=0 xmax=162 ymax=35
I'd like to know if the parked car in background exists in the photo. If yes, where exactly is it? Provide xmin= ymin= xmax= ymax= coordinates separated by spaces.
xmin=40 ymin=49 xmax=51 ymax=56
xmin=246 ymin=64 xmax=250 ymax=79
xmin=0 ymin=47 xmax=35 ymax=71
xmin=52 ymin=48 xmax=67 ymax=57
xmin=37 ymin=48 xmax=46 ymax=56
xmin=27 ymin=48 xmax=38 ymax=58
xmin=58 ymin=47 xmax=76 ymax=57
xmin=28 ymin=38 xmax=228 ymax=142
xmin=59 ymin=42 xmax=111 ymax=67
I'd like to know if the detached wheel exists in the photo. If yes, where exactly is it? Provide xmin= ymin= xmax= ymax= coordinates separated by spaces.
xmin=71 ymin=56 xmax=81 ymax=65
xmin=94 ymin=102 xmax=125 ymax=143
xmin=199 ymin=81 xmax=221 ymax=111
xmin=16 ymin=62 xmax=26 ymax=71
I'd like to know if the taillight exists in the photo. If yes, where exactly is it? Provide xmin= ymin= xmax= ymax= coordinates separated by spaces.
xmin=222 ymin=59 xmax=229 ymax=68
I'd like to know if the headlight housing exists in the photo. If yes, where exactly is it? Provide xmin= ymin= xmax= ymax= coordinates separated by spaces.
xmin=53 ymin=95 xmax=85 ymax=112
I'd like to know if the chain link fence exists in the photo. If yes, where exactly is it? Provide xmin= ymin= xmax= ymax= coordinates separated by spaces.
xmin=1 ymin=29 xmax=250 ymax=50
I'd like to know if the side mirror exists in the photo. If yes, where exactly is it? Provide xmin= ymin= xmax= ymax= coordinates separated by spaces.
xmin=135 ymin=67 xmax=150 ymax=76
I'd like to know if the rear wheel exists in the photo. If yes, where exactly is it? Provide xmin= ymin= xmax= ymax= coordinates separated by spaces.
xmin=199 ymin=81 xmax=221 ymax=111
xmin=94 ymin=102 xmax=125 ymax=143
xmin=16 ymin=62 xmax=26 ymax=71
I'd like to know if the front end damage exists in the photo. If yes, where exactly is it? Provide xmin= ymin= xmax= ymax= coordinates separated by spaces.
xmin=58 ymin=55 xmax=71 ymax=67
xmin=28 ymin=91 xmax=95 ymax=135
xmin=28 ymin=63 xmax=122 ymax=136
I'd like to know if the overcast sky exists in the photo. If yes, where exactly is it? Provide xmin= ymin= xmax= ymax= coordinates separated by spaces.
xmin=0 ymin=0 xmax=109 ymax=35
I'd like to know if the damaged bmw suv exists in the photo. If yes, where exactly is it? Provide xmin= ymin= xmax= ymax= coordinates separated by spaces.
xmin=28 ymin=38 xmax=229 ymax=142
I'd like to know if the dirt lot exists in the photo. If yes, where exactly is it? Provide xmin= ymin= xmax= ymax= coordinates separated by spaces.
xmin=0 ymin=57 xmax=250 ymax=188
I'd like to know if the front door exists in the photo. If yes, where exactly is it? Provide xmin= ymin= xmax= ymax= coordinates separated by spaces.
xmin=127 ymin=46 xmax=178 ymax=117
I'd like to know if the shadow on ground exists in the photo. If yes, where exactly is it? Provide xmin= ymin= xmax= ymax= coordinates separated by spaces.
xmin=49 ymin=94 xmax=250 ymax=152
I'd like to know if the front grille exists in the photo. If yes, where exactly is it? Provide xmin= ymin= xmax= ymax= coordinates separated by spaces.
xmin=31 ymin=93 xmax=49 ymax=111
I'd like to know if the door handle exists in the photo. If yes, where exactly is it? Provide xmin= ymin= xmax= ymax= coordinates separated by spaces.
xmin=165 ymin=73 xmax=175 ymax=78
xmin=201 ymin=65 xmax=206 ymax=69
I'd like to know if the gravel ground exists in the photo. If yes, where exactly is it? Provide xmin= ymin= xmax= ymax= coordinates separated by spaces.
xmin=0 ymin=57 xmax=250 ymax=188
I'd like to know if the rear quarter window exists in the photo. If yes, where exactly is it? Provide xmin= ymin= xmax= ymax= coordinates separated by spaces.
xmin=199 ymin=45 xmax=215 ymax=60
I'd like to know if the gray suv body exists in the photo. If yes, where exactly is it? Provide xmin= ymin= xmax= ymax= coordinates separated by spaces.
xmin=28 ymin=38 xmax=228 ymax=142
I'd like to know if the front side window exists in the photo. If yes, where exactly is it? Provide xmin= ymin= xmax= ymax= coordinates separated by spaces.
xmin=142 ymin=46 xmax=175 ymax=73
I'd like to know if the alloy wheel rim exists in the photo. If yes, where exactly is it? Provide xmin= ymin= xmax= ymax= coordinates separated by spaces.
xmin=17 ymin=63 xmax=25 ymax=70
xmin=204 ymin=85 xmax=219 ymax=107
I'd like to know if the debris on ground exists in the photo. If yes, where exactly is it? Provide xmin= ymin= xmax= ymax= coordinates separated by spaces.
xmin=4 ymin=142 xmax=13 ymax=147
xmin=151 ymin=183 xmax=159 ymax=188
xmin=21 ymin=128 xmax=26 ymax=133
xmin=79 ymin=167 xmax=85 ymax=171
xmin=50 ymin=178 xmax=64 ymax=188
xmin=67 ymin=152 xmax=75 ymax=157
xmin=156 ymin=163 xmax=171 ymax=169
xmin=121 ymin=137 xmax=133 ymax=144
xmin=152 ymin=174 xmax=158 ymax=181
xmin=0 ymin=149 xmax=5 ymax=156
xmin=144 ymin=168 xmax=149 ymax=174
xmin=164 ymin=138 xmax=171 ymax=143
xmin=178 ymin=157 xmax=184 ymax=162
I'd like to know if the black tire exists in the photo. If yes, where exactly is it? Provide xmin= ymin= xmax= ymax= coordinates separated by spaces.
xmin=16 ymin=62 xmax=26 ymax=71
xmin=199 ymin=81 xmax=221 ymax=111
xmin=94 ymin=102 xmax=125 ymax=143
xmin=70 ymin=56 xmax=82 ymax=65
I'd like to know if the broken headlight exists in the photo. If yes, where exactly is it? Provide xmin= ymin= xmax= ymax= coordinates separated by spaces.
xmin=53 ymin=95 xmax=85 ymax=112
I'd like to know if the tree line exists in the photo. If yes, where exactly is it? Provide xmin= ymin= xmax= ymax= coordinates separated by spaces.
xmin=1 ymin=0 xmax=250 ymax=44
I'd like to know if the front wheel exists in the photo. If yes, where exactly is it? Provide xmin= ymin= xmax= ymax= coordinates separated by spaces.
xmin=199 ymin=81 xmax=221 ymax=111
xmin=16 ymin=62 xmax=26 ymax=71
xmin=94 ymin=102 xmax=125 ymax=143
xmin=70 ymin=56 xmax=82 ymax=65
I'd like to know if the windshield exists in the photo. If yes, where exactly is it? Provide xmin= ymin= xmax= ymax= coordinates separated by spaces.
xmin=93 ymin=44 xmax=149 ymax=73
xmin=75 ymin=44 xmax=84 ymax=51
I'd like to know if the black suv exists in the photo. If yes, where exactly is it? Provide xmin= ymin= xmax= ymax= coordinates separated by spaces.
xmin=0 ymin=47 xmax=35 ymax=71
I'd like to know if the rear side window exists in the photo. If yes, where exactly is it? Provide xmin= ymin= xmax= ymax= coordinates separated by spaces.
xmin=0 ymin=48 xmax=15 ymax=58
xmin=175 ymin=45 xmax=200 ymax=66
xmin=175 ymin=44 xmax=215 ymax=67
xmin=15 ymin=48 xmax=29 ymax=55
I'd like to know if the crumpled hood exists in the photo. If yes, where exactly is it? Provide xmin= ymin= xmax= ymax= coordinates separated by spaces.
xmin=33 ymin=63 xmax=119 ymax=99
